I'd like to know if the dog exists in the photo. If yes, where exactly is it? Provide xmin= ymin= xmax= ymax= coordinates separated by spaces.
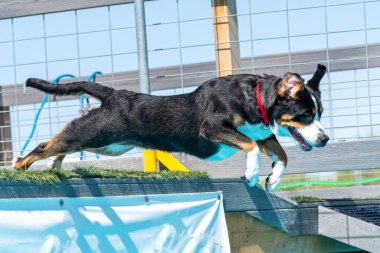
xmin=13 ymin=64 xmax=329 ymax=192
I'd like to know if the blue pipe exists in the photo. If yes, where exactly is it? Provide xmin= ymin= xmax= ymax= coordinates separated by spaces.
xmin=80 ymin=71 xmax=102 ymax=160
xmin=81 ymin=71 xmax=102 ymax=106
xmin=20 ymin=74 xmax=76 ymax=156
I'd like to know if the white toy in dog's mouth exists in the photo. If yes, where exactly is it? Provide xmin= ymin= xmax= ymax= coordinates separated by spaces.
xmin=288 ymin=126 xmax=313 ymax=152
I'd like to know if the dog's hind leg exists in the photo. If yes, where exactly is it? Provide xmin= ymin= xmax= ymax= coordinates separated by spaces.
xmin=12 ymin=132 xmax=77 ymax=170
xmin=257 ymin=135 xmax=288 ymax=192
xmin=47 ymin=155 xmax=66 ymax=170
xmin=200 ymin=117 xmax=261 ymax=187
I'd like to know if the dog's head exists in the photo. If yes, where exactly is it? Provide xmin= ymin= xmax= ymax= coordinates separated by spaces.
xmin=271 ymin=64 xmax=329 ymax=151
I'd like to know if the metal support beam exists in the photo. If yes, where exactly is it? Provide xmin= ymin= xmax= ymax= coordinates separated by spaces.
xmin=134 ymin=0 xmax=151 ymax=94
xmin=212 ymin=0 xmax=241 ymax=77
xmin=135 ymin=0 xmax=157 ymax=172
xmin=0 ymin=107 xmax=12 ymax=165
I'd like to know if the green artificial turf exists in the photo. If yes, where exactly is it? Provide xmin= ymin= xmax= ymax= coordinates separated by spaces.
xmin=290 ymin=195 xmax=380 ymax=203
xmin=0 ymin=167 xmax=208 ymax=185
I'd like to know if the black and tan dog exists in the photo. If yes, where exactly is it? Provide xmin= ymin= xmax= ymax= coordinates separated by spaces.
xmin=13 ymin=64 xmax=329 ymax=191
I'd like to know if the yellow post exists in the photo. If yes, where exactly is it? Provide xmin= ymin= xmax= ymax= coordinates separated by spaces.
xmin=157 ymin=151 xmax=189 ymax=172
xmin=143 ymin=149 xmax=158 ymax=172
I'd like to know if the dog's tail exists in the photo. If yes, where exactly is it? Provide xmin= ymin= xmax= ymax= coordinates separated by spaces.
xmin=26 ymin=78 xmax=114 ymax=102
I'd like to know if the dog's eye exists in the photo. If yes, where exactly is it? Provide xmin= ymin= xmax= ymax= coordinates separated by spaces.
xmin=293 ymin=113 xmax=314 ymax=125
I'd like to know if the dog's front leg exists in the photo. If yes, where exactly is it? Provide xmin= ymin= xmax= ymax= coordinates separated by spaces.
xmin=200 ymin=117 xmax=260 ymax=187
xmin=245 ymin=146 xmax=261 ymax=187
xmin=257 ymin=135 xmax=288 ymax=192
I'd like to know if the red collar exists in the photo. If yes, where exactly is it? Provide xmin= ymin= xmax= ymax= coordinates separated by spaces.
xmin=256 ymin=82 xmax=270 ymax=125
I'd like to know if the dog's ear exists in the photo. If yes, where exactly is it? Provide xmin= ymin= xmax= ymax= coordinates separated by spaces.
xmin=277 ymin=72 xmax=304 ymax=99
xmin=306 ymin=64 xmax=327 ymax=91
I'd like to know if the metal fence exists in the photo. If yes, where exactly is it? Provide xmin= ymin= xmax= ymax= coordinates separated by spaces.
xmin=0 ymin=0 xmax=380 ymax=166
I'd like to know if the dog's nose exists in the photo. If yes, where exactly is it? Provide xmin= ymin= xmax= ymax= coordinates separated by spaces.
xmin=320 ymin=135 xmax=329 ymax=147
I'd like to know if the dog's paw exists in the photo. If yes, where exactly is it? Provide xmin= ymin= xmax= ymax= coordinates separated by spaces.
xmin=12 ymin=156 xmax=23 ymax=168
xmin=244 ymin=168 xmax=260 ymax=187
xmin=265 ymin=161 xmax=286 ymax=192
xmin=265 ymin=173 xmax=281 ymax=192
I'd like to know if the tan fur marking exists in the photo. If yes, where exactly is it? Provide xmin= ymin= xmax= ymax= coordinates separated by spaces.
xmin=238 ymin=141 xmax=257 ymax=152
xmin=14 ymin=155 xmax=42 ymax=170
xmin=14 ymin=133 xmax=66 ymax=170
xmin=280 ymin=121 xmax=305 ymax=129
xmin=281 ymin=114 xmax=294 ymax=121
xmin=278 ymin=73 xmax=303 ymax=99
xmin=45 ymin=133 xmax=62 ymax=150
xmin=258 ymin=138 xmax=288 ymax=165
xmin=233 ymin=114 xmax=244 ymax=127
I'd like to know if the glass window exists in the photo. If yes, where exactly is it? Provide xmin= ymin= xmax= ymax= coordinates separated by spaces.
xmin=289 ymin=8 xmax=326 ymax=36
xmin=369 ymin=67 xmax=380 ymax=80
xmin=238 ymin=15 xmax=252 ymax=42
xmin=366 ymin=1 xmax=380 ymax=29
xmin=181 ymin=45 xmax=215 ymax=65
xmin=327 ymin=4 xmax=364 ymax=32
xmin=355 ymin=69 xmax=368 ymax=81
xmin=239 ymin=41 xmax=253 ymax=59
xmin=290 ymin=35 xmax=326 ymax=52
xmin=77 ymin=7 xmax=109 ymax=33
xmin=330 ymin=69 xmax=357 ymax=83
xmin=292 ymin=63 xmax=329 ymax=79
xmin=80 ymin=56 xmax=112 ymax=75
xmin=13 ymin=15 xmax=44 ymax=40
xmin=326 ymin=0 xmax=362 ymax=5
xmin=290 ymin=35 xmax=327 ymax=64
xmin=147 ymin=23 xmax=179 ymax=50
xmin=180 ymin=20 xmax=214 ymax=47
xmin=16 ymin=63 xmax=47 ymax=83
xmin=288 ymin=0 xmax=324 ymax=10
xmin=46 ymin=35 xmax=78 ymax=61
xmin=149 ymin=49 xmax=180 ymax=68
xmin=0 ymin=43 xmax=14 ymax=66
xmin=78 ymin=31 xmax=111 ymax=58
xmin=0 ymin=19 xmax=13 ymax=42
xmin=252 ymin=12 xmax=288 ymax=39
xmin=111 ymin=28 xmax=137 ymax=54
xmin=331 ymin=82 xmax=357 ymax=99
xmin=370 ymin=80 xmax=380 ymax=97
xmin=45 ymin=11 xmax=76 ymax=37
xmin=253 ymin=38 xmax=289 ymax=57
xmin=251 ymin=0 xmax=286 ymax=13
xmin=369 ymin=65 xmax=380 ymax=80
xmin=178 ymin=0 xmax=211 ymax=21
xmin=0 ymin=66 xmax=15 ymax=86
xmin=145 ymin=0 xmax=177 ymax=25
xmin=367 ymin=29 xmax=380 ymax=57
xmin=113 ymin=53 xmax=138 ymax=72
xmin=236 ymin=0 xmax=250 ymax=15
xmin=110 ymin=4 xmax=135 ymax=29
xmin=254 ymin=65 xmax=290 ymax=76
xmin=14 ymin=39 xmax=45 ymax=65
xmin=328 ymin=30 xmax=365 ymax=48
xmin=47 ymin=60 xmax=79 ymax=80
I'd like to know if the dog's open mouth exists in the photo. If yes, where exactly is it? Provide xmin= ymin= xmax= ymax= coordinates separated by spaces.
xmin=288 ymin=127 xmax=313 ymax=151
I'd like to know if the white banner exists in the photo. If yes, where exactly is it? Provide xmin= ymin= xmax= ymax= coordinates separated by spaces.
xmin=0 ymin=192 xmax=230 ymax=253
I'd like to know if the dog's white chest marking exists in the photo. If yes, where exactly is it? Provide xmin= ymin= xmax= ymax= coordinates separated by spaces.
xmin=204 ymin=123 xmax=273 ymax=161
